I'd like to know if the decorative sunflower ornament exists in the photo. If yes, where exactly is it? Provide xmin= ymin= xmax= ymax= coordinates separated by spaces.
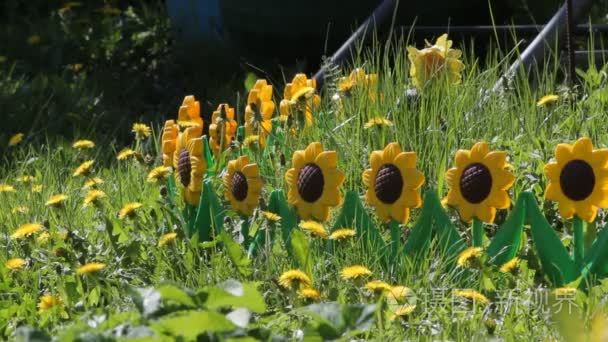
xmin=445 ymin=142 xmax=515 ymax=246
xmin=285 ymin=142 xmax=345 ymax=222
xmin=544 ymin=137 xmax=608 ymax=222
xmin=177 ymin=95 xmax=203 ymax=128
xmin=279 ymin=73 xmax=320 ymax=128
xmin=337 ymin=68 xmax=378 ymax=100
xmin=363 ymin=143 xmax=425 ymax=224
xmin=244 ymin=80 xmax=275 ymax=148
xmin=223 ymin=155 xmax=263 ymax=216
xmin=173 ymin=126 xmax=206 ymax=206
xmin=209 ymin=104 xmax=238 ymax=156
xmin=161 ymin=120 xmax=179 ymax=167
xmin=406 ymin=33 xmax=465 ymax=89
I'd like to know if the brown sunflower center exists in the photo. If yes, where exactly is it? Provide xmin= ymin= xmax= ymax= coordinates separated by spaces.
xmin=177 ymin=148 xmax=191 ymax=187
xmin=560 ymin=159 xmax=595 ymax=201
xmin=297 ymin=163 xmax=324 ymax=203
xmin=375 ymin=164 xmax=403 ymax=204
xmin=231 ymin=171 xmax=248 ymax=202
xmin=460 ymin=163 xmax=492 ymax=204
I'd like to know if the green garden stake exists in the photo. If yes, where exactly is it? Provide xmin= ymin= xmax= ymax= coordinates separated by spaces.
xmin=240 ymin=218 xmax=251 ymax=248
xmin=572 ymin=217 xmax=586 ymax=269
xmin=389 ymin=220 xmax=401 ymax=260
xmin=236 ymin=126 xmax=245 ymax=142
xmin=193 ymin=189 xmax=211 ymax=241
xmin=166 ymin=175 xmax=177 ymax=206
xmin=472 ymin=218 xmax=484 ymax=247
xmin=267 ymin=190 xmax=297 ymax=252
xmin=204 ymin=180 xmax=225 ymax=237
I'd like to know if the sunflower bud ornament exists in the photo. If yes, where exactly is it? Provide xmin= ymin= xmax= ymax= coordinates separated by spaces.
xmin=161 ymin=120 xmax=179 ymax=167
xmin=245 ymin=80 xmax=275 ymax=148
xmin=173 ymin=126 xmax=206 ymax=206
xmin=285 ymin=142 xmax=345 ymax=222
xmin=177 ymin=95 xmax=203 ymax=129
xmin=279 ymin=74 xmax=321 ymax=128
xmin=209 ymin=104 xmax=238 ymax=156
xmin=406 ymin=33 xmax=465 ymax=89
xmin=445 ymin=142 xmax=515 ymax=246
xmin=362 ymin=143 xmax=425 ymax=224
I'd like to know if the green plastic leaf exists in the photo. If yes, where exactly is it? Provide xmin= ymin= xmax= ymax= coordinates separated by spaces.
xmin=200 ymin=280 xmax=266 ymax=313
xmin=205 ymin=180 xmax=225 ymax=236
xmin=583 ymin=222 xmax=608 ymax=278
xmin=333 ymin=191 xmax=387 ymax=258
xmin=267 ymin=190 xmax=297 ymax=250
xmin=524 ymin=192 xmax=578 ymax=285
xmin=427 ymin=191 xmax=465 ymax=258
xmin=220 ymin=231 xmax=253 ymax=277
xmin=290 ymin=229 xmax=312 ymax=275
xmin=404 ymin=190 xmax=437 ymax=258
xmin=152 ymin=310 xmax=235 ymax=339
xmin=203 ymin=135 xmax=214 ymax=175
xmin=487 ymin=193 xmax=526 ymax=266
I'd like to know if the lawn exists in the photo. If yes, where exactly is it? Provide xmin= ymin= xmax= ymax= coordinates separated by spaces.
xmin=3 ymin=2 xmax=608 ymax=341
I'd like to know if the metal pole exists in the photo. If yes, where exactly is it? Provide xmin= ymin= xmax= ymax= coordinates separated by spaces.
xmin=566 ymin=0 xmax=575 ymax=87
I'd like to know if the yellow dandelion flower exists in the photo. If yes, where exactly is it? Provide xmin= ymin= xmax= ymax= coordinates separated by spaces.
xmin=16 ymin=175 xmax=35 ymax=183
xmin=11 ymin=206 xmax=29 ymax=214
xmin=118 ymin=202 xmax=142 ymax=219
xmin=544 ymin=137 xmax=608 ymax=222
xmin=37 ymin=232 xmax=51 ymax=244
xmin=5 ymin=258 xmax=26 ymax=270
xmin=8 ymin=133 xmax=24 ymax=146
xmin=499 ymin=257 xmax=520 ymax=274
xmin=453 ymin=289 xmax=490 ymax=305
xmin=72 ymin=140 xmax=95 ymax=149
xmin=553 ymin=287 xmax=577 ymax=297
xmin=117 ymin=148 xmax=137 ymax=161
xmin=364 ymin=117 xmax=393 ymax=129
xmin=457 ymin=247 xmax=484 ymax=268
xmin=243 ymin=135 xmax=260 ymax=149
xmin=46 ymin=194 xmax=68 ymax=207
xmin=407 ymin=33 xmax=465 ymax=88
xmin=77 ymin=262 xmax=106 ymax=274
xmin=299 ymin=220 xmax=329 ymax=238
xmin=341 ymin=265 xmax=372 ymax=280
xmin=364 ymin=280 xmax=392 ymax=293
xmin=261 ymin=211 xmax=281 ymax=222
xmin=390 ymin=305 xmax=416 ymax=321
xmin=31 ymin=184 xmax=43 ymax=193
xmin=0 ymin=184 xmax=16 ymax=193
xmin=73 ymin=160 xmax=94 ymax=177
xmin=329 ymin=228 xmax=356 ymax=241
xmin=27 ymin=35 xmax=41 ymax=45
xmin=83 ymin=177 xmax=104 ymax=189
xmin=132 ymin=123 xmax=152 ymax=140
xmin=147 ymin=166 xmax=172 ymax=183
xmin=38 ymin=294 xmax=63 ymax=312
xmin=278 ymin=269 xmax=312 ymax=289
xmin=298 ymin=287 xmax=321 ymax=300
xmin=387 ymin=286 xmax=412 ymax=301
xmin=83 ymin=189 xmax=106 ymax=207
xmin=11 ymin=223 xmax=44 ymax=239
xmin=537 ymin=94 xmax=559 ymax=107
xmin=158 ymin=232 xmax=178 ymax=247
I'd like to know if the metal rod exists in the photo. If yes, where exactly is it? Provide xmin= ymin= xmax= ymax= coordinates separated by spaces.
xmin=492 ymin=0 xmax=593 ymax=92
xmin=566 ymin=0 xmax=576 ymax=87
xmin=313 ymin=0 xmax=397 ymax=88
xmin=394 ymin=23 xmax=608 ymax=35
